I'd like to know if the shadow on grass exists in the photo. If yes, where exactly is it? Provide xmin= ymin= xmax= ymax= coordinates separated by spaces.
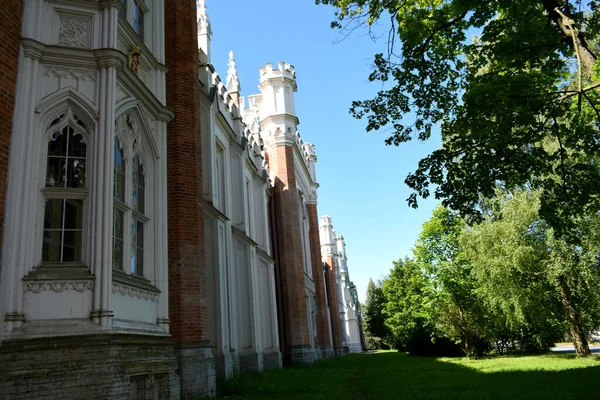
xmin=216 ymin=352 xmax=600 ymax=399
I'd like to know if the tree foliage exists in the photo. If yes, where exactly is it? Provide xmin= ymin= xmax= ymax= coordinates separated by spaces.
xmin=414 ymin=206 xmax=487 ymax=356
xmin=363 ymin=279 xmax=390 ymax=348
xmin=463 ymin=190 xmax=567 ymax=353
xmin=382 ymin=257 xmax=431 ymax=350
xmin=372 ymin=196 xmax=600 ymax=356
xmin=316 ymin=0 xmax=600 ymax=240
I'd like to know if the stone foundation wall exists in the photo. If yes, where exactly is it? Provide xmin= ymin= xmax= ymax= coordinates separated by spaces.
xmin=0 ymin=334 xmax=179 ymax=400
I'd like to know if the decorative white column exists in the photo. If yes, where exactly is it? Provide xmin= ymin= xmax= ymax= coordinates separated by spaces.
xmin=156 ymin=118 xmax=170 ymax=331
xmin=0 ymin=40 xmax=44 ymax=333
xmin=90 ymin=1 xmax=119 ymax=327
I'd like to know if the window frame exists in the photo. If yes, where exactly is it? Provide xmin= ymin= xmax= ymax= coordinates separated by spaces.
xmin=113 ymin=113 xmax=151 ymax=279
xmin=40 ymin=108 xmax=90 ymax=266
xmin=119 ymin=0 xmax=149 ymax=43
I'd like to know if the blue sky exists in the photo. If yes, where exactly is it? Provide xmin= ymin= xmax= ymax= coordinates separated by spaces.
xmin=208 ymin=1 xmax=440 ymax=302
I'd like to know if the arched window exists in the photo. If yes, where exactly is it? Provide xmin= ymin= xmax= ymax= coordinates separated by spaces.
xmin=113 ymin=112 xmax=150 ymax=277
xmin=42 ymin=111 xmax=88 ymax=263
xmin=297 ymin=190 xmax=312 ymax=279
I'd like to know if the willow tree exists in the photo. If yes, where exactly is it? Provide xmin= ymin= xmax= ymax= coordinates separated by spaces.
xmin=316 ymin=0 xmax=600 ymax=356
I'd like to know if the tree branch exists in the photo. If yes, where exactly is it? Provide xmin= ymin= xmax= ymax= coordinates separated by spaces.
xmin=540 ymin=0 xmax=598 ymax=77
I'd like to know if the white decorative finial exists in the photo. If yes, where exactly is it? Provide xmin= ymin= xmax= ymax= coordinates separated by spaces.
xmin=197 ymin=0 xmax=211 ymax=37
xmin=226 ymin=50 xmax=241 ymax=93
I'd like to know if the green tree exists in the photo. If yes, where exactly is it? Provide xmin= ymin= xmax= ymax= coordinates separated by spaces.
xmin=363 ymin=279 xmax=390 ymax=348
xmin=382 ymin=258 xmax=430 ymax=349
xmin=414 ymin=206 xmax=486 ymax=356
xmin=317 ymin=0 xmax=600 ymax=356
xmin=462 ymin=189 xmax=600 ymax=354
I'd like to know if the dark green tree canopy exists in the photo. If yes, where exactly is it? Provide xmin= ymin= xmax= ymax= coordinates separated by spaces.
xmin=317 ymin=0 xmax=600 ymax=238
xmin=363 ymin=278 xmax=389 ymax=341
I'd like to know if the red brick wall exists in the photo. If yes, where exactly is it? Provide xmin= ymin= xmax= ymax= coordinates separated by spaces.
xmin=0 ymin=0 xmax=22 ymax=261
xmin=307 ymin=204 xmax=331 ymax=351
xmin=164 ymin=0 xmax=207 ymax=343
xmin=324 ymin=256 xmax=344 ymax=352
xmin=269 ymin=145 xmax=311 ymax=362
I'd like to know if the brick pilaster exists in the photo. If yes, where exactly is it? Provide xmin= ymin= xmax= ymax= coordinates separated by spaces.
xmin=269 ymin=145 xmax=313 ymax=365
xmin=164 ymin=0 xmax=215 ymax=397
xmin=307 ymin=203 xmax=332 ymax=357
xmin=0 ymin=0 xmax=22 ymax=264
xmin=324 ymin=256 xmax=345 ymax=355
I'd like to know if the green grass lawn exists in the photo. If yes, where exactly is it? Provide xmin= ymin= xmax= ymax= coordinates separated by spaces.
xmin=217 ymin=351 xmax=600 ymax=399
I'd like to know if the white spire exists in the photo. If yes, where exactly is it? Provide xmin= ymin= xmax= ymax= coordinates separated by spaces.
xmin=226 ymin=50 xmax=241 ymax=93
xmin=197 ymin=0 xmax=211 ymax=35
xmin=197 ymin=0 xmax=211 ymax=62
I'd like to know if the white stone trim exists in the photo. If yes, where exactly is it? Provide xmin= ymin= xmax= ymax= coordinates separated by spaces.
xmin=112 ymin=282 xmax=159 ymax=302
xmin=24 ymin=281 xmax=94 ymax=293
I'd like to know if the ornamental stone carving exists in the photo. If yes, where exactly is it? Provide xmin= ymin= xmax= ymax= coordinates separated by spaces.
xmin=44 ymin=67 xmax=97 ymax=82
xmin=112 ymin=282 xmax=160 ymax=302
xmin=128 ymin=46 xmax=143 ymax=74
xmin=24 ymin=281 xmax=94 ymax=293
xmin=58 ymin=18 xmax=88 ymax=48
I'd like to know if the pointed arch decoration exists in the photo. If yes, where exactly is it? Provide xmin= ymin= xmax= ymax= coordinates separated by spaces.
xmin=116 ymin=100 xmax=160 ymax=159
xmin=35 ymin=87 xmax=99 ymax=128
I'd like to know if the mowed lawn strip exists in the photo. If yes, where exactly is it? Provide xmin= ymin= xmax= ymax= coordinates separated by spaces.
xmin=216 ymin=351 xmax=600 ymax=400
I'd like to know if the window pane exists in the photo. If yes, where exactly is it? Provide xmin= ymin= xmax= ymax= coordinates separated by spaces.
xmin=113 ymin=208 xmax=124 ymax=270
xmin=138 ymin=187 xmax=145 ymax=214
xmin=138 ymin=163 xmax=145 ymax=188
xmin=137 ymin=221 xmax=144 ymax=248
xmin=132 ymin=156 xmax=138 ymax=209
xmin=114 ymin=208 xmax=124 ymax=239
xmin=113 ymin=238 xmax=123 ymax=270
xmin=62 ymin=230 xmax=82 ymax=262
xmin=138 ymin=12 xmax=144 ymax=41
xmin=133 ymin=2 xmax=139 ymax=30
xmin=131 ymin=220 xmax=144 ymax=276
xmin=114 ymin=141 xmax=125 ymax=173
xmin=42 ymin=230 xmax=61 ymax=262
xmin=48 ymin=131 xmax=67 ymax=156
xmin=46 ymin=157 xmax=66 ymax=187
xmin=114 ymin=141 xmax=125 ymax=202
xmin=136 ymin=249 xmax=143 ymax=276
xmin=115 ymin=171 xmax=125 ymax=202
xmin=67 ymin=158 xmax=86 ymax=188
xmin=119 ymin=0 xmax=127 ymax=18
xmin=44 ymin=198 xmax=63 ymax=230
xmin=68 ymin=133 xmax=86 ymax=157
xmin=64 ymin=199 xmax=83 ymax=230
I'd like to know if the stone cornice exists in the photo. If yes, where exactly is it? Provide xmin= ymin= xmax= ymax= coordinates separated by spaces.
xmin=203 ymin=200 xmax=231 ymax=222
xmin=231 ymin=225 xmax=259 ymax=248
xmin=99 ymin=0 xmax=120 ymax=8
xmin=93 ymin=48 xmax=126 ymax=69
xmin=112 ymin=270 xmax=161 ymax=303
xmin=256 ymin=247 xmax=274 ymax=264
xmin=117 ymin=64 xmax=174 ymax=122
xmin=48 ymin=0 xmax=101 ymax=10
xmin=261 ymin=113 xmax=299 ymax=127
xmin=21 ymin=38 xmax=46 ymax=61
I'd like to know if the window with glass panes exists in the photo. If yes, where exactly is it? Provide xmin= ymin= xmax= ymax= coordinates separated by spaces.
xmin=112 ymin=117 xmax=148 ymax=277
xmin=119 ymin=0 xmax=127 ymax=18
xmin=133 ymin=1 xmax=144 ymax=41
xmin=42 ymin=113 xmax=88 ymax=263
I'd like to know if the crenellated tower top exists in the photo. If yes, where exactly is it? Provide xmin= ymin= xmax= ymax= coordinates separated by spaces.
xmin=319 ymin=215 xmax=337 ymax=257
xmin=258 ymin=62 xmax=297 ymax=117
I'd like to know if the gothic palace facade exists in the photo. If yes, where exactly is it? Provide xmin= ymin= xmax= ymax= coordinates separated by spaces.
xmin=0 ymin=1 xmax=365 ymax=398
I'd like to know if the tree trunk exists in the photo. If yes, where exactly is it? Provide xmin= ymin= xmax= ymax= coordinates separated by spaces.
xmin=540 ymin=0 xmax=597 ymax=78
xmin=558 ymin=276 xmax=591 ymax=357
